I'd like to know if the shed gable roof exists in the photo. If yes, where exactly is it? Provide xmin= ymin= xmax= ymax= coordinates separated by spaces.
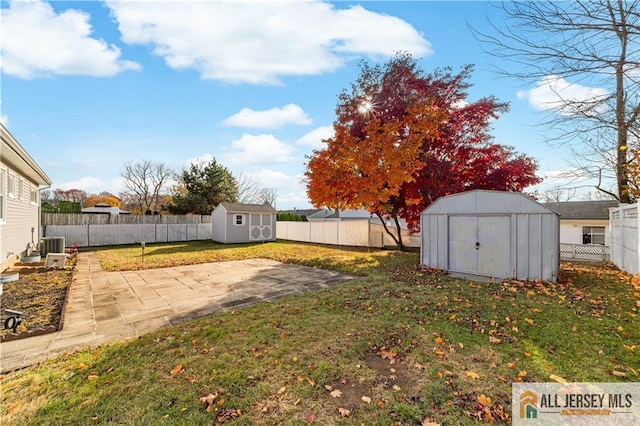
xmin=421 ymin=190 xmax=556 ymax=215
xmin=217 ymin=202 xmax=276 ymax=214
xmin=541 ymin=200 xmax=618 ymax=220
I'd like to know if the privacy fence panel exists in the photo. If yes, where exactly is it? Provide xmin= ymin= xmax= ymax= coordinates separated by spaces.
xmin=610 ymin=203 xmax=639 ymax=275
xmin=43 ymin=221 xmax=213 ymax=247
xmin=276 ymin=220 xmax=419 ymax=248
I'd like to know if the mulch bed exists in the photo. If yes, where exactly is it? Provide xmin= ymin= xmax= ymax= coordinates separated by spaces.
xmin=1 ymin=254 xmax=76 ymax=341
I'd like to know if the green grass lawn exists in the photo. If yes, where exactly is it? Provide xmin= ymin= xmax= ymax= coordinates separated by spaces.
xmin=1 ymin=241 xmax=639 ymax=425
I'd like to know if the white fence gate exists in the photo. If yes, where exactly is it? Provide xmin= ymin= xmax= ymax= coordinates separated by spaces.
xmin=610 ymin=203 xmax=639 ymax=275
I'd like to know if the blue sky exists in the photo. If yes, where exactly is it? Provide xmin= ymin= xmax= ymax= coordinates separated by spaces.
xmin=1 ymin=1 xmax=605 ymax=209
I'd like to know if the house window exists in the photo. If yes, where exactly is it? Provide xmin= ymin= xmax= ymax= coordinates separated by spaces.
xmin=7 ymin=173 xmax=16 ymax=198
xmin=582 ymin=226 xmax=605 ymax=245
xmin=234 ymin=214 xmax=245 ymax=226
xmin=18 ymin=178 xmax=23 ymax=200
xmin=30 ymin=188 xmax=39 ymax=205
xmin=0 ymin=169 xmax=6 ymax=223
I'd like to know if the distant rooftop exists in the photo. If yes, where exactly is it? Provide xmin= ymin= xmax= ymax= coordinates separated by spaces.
xmin=542 ymin=200 xmax=619 ymax=220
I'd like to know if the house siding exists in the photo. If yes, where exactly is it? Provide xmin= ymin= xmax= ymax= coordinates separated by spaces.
xmin=1 ymin=166 xmax=41 ymax=271
xmin=558 ymin=219 xmax=610 ymax=246
xmin=225 ymin=213 xmax=250 ymax=243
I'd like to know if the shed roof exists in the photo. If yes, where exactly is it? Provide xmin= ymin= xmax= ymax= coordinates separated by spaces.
xmin=421 ymin=190 xmax=556 ymax=215
xmin=217 ymin=202 xmax=276 ymax=213
xmin=541 ymin=200 xmax=618 ymax=220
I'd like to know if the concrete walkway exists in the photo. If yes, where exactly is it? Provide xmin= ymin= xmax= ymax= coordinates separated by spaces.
xmin=1 ymin=252 xmax=354 ymax=373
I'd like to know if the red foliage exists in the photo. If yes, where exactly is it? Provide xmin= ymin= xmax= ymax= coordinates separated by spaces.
xmin=305 ymin=53 xmax=541 ymax=236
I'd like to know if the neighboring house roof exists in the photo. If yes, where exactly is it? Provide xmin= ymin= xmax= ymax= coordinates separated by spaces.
xmin=307 ymin=209 xmax=340 ymax=220
xmin=82 ymin=204 xmax=130 ymax=214
xmin=217 ymin=202 xmax=276 ymax=213
xmin=277 ymin=208 xmax=323 ymax=217
xmin=542 ymin=200 xmax=619 ymax=220
xmin=1 ymin=123 xmax=52 ymax=186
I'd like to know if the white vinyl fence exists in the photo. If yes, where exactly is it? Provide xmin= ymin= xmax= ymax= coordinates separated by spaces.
xmin=276 ymin=220 xmax=420 ymax=249
xmin=560 ymin=243 xmax=610 ymax=261
xmin=610 ymin=203 xmax=639 ymax=275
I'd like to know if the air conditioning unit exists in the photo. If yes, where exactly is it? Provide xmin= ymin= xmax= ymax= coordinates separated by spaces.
xmin=40 ymin=237 xmax=65 ymax=256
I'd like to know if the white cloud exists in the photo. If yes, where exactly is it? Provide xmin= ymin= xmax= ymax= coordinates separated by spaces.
xmin=517 ymin=75 xmax=609 ymax=116
xmin=106 ymin=0 xmax=430 ymax=84
xmin=55 ymin=176 xmax=109 ymax=193
xmin=224 ymin=134 xmax=295 ymax=166
xmin=0 ymin=113 xmax=8 ymax=126
xmin=185 ymin=153 xmax=215 ymax=167
xmin=223 ymin=104 xmax=312 ymax=129
xmin=296 ymin=125 xmax=333 ymax=149
xmin=1 ymin=0 xmax=140 ymax=78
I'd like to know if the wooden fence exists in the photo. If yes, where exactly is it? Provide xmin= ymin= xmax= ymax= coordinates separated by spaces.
xmin=42 ymin=213 xmax=210 ymax=225
xmin=41 ymin=214 xmax=212 ymax=247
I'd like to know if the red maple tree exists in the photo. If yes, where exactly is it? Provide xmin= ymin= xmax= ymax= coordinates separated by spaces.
xmin=305 ymin=53 xmax=541 ymax=250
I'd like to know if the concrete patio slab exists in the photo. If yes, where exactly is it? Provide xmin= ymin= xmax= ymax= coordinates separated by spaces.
xmin=0 ymin=252 xmax=355 ymax=373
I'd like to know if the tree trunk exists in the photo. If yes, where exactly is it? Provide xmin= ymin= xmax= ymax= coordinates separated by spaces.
xmin=375 ymin=213 xmax=406 ymax=251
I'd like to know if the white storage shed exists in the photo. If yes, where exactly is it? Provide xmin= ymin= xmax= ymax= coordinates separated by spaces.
xmin=212 ymin=202 xmax=276 ymax=244
xmin=421 ymin=190 xmax=560 ymax=282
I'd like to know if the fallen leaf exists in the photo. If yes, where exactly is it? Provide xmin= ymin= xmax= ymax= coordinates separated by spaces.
xmin=527 ymin=290 xmax=536 ymax=297
xmin=518 ymin=370 xmax=528 ymax=378
xmin=550 ymin=374 xmax=568 ymax=384
xmin=435 ymin=336 xmax=443 ymax=344
xmin=458 ymin=342 xmax=464 ymax=349
xmin=306 ymin=413 xmax=316 ymax=422
xmin=87 ymin=374 xmax=99 ymax=381
xmin=611 ymin=370 xmax=627 ymax=377
xmin=338 ymin=407 xmax=350 ymax=417
xmin=180 ymin=407 xmax=187 ymax=412
xmin=324 ymin=384 xmax=333 ymax=391
xmin=381 ymin=349 xmax=397 ymax=360
xmin=277 ymin=386 xmax=286 ymax=395
xmin=507 ymin=362 xmax=516 ymax=368
xmin=525 ymin=318 xmax=535 ymax=325
xmin=392 ymin=384 xmax=401 ymax=391
xmin=5 ymin=402 xmax=19 ymax=415
xmin=422 ymin=419 xmax=440 ymax=426
xmin=170 ymin=364 xmax=183 ymax=375
xmin=489 ymin=336 xmax=502 ymax=344
xmin=330 ymin=389 xmax=342 ymax=398
xmin=292 ymin=356 xmax=298 ymax=363
xmin=361 ymin=396 xmax=372 ymax=403
xmin=466 ymin=371 xmax=480 ymax=379
xmin=294 ymin=398 xmax=301 ymax=406
xmin=623 ymin=344 xmax=636 ymax=352
xmin=78 ymin=363 xmax=89 ymax=371
xmin=306 ymin=377 xmax=315 ymax=387
xmin=477 ymin=394 xmax=491 ymax=407
xmin=200 ymin=392 xmax=219 ymax=412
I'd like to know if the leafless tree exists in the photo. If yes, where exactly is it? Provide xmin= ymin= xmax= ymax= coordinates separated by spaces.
xmin=121 ymin=160 xmax=174 ymax=214
xmin=237 ymin=173 xmax=278 ymax=206
xmin=473 ymin=0 xmax=640 ymax=203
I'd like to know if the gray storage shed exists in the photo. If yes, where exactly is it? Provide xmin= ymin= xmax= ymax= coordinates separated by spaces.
xmin=212 ymin=202 xmax=276 ymax=244
xmin=421 ymin=190 xmax=560 ymax=282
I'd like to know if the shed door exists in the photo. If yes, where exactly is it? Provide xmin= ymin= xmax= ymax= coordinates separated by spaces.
xmin=448 ymin=215 xmax=511 ymax=278
xmin=249 ymin=214 xmax=273 ymax=241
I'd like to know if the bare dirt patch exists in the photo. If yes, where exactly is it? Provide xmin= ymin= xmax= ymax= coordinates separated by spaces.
xmin=1 ymin=254 xmax=75 ymax=340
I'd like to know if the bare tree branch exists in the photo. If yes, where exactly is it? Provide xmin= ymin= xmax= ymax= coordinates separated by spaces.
xmin=472 ymin=0 xmax=640 ymax=202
